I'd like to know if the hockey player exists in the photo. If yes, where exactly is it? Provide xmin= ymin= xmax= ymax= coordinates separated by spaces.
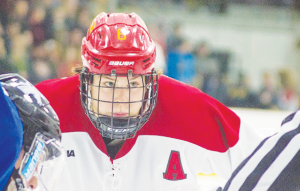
xmin=35 ymin=12 xmax=262 ymax=190
xmin=0 ymin=74 xmax=65 ymax=191
xmin=220 ymin=110 xmax=300 ymax=191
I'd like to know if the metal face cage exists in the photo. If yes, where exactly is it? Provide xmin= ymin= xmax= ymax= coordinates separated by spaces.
xmin=80 ymin=68 xmax=158 ymax=139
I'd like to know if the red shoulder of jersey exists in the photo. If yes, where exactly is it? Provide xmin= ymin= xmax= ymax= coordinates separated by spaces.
xmin=138 ymin=75 xmax=241 ymax=152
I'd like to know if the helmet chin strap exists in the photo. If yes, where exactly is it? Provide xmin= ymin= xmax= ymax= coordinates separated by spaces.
xmin=97 ymin=117 xmax=141 ymax=139
xmin=4 ymin=168 xmax=26 ymax=191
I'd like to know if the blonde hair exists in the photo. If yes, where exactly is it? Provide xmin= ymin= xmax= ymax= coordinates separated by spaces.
xmin=71 ymin=66 xmax=83 ymax=75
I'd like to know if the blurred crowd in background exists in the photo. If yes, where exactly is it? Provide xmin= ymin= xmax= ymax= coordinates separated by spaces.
xmin=0 ymin=0 xmax=299 ymax=111
xmin=160 ymin=22 xmax=299 ymax=112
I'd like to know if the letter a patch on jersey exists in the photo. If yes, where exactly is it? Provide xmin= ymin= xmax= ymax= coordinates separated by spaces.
xmin=163 ymin=150 xmax=187 ymax=180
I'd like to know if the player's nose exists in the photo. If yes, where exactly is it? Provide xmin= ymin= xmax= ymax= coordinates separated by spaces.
xmin=113 ymin=88 xmax=129 ymax=102
xmin=28 ymin=176 xmax=38 ymax=189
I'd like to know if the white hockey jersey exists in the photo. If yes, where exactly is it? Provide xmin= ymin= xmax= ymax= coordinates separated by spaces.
xmin=36 ymin=75 xmax=262 ymax=191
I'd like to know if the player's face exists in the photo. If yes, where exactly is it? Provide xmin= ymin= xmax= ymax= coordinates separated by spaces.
xmin=6 ymin=150 xmax=38 ymax=191
xmin=90 ymin=75 xmax=144 ymax=117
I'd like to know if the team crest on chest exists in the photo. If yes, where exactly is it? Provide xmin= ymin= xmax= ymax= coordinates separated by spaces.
xmin=163 ymin=150 xmax=187 ymax=180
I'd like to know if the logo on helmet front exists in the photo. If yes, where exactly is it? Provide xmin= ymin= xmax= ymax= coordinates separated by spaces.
xmin=108 ymin=127 xmax=130 ymax=133
xmin=109 ymin=61 xmax=134 ymax=66
xmin=117 ymin=28 xmax=129 ymax=40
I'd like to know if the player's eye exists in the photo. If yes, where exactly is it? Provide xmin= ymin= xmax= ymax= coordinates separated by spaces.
xmin=104 ymin=81 xmax=114 ymax=87
xmin=129 ymin=81 xmax=138 ymax=88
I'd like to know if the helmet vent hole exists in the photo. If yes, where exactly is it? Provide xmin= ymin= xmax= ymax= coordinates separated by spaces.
xmin=92 ymin=62 xmax=99 ymax=66
xmin=93 ymin=57 xmax=101 ymax=63
xmin=143 ymin=58 xmax=150 ymax=63
xmin=144 ymin=63 xmax=150 ymax=68
xmin=98 ymin=33 xmax=101 ymax=39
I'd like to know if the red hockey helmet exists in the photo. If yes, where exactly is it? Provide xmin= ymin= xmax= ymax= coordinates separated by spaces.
xmin=81 ymin=12 xmax=156 ymax=74
xmin=80 ymin=12 xmax=158 ymax=140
